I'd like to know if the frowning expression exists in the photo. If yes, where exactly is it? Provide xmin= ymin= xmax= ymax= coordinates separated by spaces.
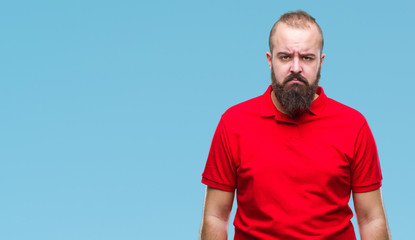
xmin=266 ymin=22 xmax=325 ymax=88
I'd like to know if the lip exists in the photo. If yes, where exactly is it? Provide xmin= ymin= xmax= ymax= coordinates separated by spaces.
xmin=289 ymin=79 xmax=303 ymax=84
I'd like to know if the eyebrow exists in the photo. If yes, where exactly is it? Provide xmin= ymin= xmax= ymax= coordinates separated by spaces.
xmin=276 ymin=52 xmax=317 ymax=57
xmin=300 ymin=53 xmax=316 ymax=58
xmin=276 ymin=52 xmax=291 ymax=56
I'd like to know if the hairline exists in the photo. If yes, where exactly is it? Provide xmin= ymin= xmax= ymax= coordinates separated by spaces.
xmin=269 ymin=15 xmax=324 ymax=54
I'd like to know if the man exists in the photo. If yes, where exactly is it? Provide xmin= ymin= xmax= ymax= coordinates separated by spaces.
xmin=200 ymin=10 xmax=390 ymax=240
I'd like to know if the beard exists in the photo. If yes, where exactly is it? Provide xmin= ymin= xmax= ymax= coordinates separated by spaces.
xmin=271 ymin=67 xmax=321 ymax=118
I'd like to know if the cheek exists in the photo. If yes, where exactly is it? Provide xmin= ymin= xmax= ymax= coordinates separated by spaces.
xmin=273 ymin=64 xmax=289 ymax=76
xmin=304 ymin=64 xmax=320 ymax=78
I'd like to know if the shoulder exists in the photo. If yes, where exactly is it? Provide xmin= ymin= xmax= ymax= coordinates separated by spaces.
xmin=324 ymin=97 xmax=368 ymax=126
xmin=221 ymin=94 xmax=263 ymax=122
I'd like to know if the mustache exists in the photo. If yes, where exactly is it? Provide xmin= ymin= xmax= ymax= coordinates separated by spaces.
xmin=284 ymin=73 xmax=308 ymax=85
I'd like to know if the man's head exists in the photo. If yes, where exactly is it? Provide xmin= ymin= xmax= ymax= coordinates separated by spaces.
xmin=266 ymin=10 xmax=325 ymax=118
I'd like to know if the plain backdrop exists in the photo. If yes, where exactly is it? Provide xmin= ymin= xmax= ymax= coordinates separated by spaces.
xmin=1 ymin=0 xmax=414 ymax=239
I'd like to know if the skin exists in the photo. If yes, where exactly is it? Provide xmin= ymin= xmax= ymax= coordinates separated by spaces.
xmin=266 ymin=22 xmax=325 ymax=114
xmin=200 ymin=22 xmax=391 ymax=240
xmin=353 ymin=189 xmax=391 ymax=239
xmin=199 ymin=187 xmax=234 ymax=240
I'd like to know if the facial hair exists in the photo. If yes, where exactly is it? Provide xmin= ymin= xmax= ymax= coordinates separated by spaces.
xmin=271 ymin=67 xmax=321 ymax=118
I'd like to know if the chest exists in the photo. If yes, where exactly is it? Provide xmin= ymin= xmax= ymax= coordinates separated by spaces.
xmin=235 ymin=119 xmax=356 ymax=194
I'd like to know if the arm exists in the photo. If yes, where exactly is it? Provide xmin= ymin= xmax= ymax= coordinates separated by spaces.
xmin=199 ymin=186 xmax=235 ymax=240
xmin=353 ymin=188 xmax=391 ymax=240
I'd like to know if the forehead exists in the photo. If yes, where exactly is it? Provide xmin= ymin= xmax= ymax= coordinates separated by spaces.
xmin=272 ymin=23 xmax=322 ymax=53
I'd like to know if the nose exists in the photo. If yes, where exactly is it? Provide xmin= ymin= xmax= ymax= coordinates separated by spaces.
xmin=290 ymin=57 xmax=302 ymax=73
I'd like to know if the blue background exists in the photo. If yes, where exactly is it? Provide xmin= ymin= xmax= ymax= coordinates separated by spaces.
xmin=1 ymin=0 xmax=413 ymax=239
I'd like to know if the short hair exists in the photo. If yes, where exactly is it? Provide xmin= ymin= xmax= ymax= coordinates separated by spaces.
xmin=268 ymin=10 xmax=324 ymax=53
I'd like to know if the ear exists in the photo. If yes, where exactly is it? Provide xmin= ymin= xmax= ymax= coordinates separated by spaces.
xmin=320 ymin=53 xmax=325 ymax=66
xmin=266 ymin=51 xmax=272 ymax=69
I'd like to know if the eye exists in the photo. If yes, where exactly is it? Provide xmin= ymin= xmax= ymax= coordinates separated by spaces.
xmin=280 ymin=55 xmax=290 ymax=61
xmin=302 ymin=56 xmax=315 ymax=61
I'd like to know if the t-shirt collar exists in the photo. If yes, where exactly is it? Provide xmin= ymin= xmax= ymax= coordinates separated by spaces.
xmin=260 ymin=85 xmax=327 ymax=121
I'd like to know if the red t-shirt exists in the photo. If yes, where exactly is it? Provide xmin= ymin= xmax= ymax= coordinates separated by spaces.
xmin=202 ymin=86 xmax=382 ymax=240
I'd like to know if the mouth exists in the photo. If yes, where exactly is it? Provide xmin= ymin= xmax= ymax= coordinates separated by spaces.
xmin=283 ymin=73 xmax=308 ymax=86
xmin=288 ymin=78 xmax=304 ymax=84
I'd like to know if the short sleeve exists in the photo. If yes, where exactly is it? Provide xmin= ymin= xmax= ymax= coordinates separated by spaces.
xmin=351 ymin=121 xmax=383 ymax=193
xmin=202 ymin=117 xmax=237 ymax=192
